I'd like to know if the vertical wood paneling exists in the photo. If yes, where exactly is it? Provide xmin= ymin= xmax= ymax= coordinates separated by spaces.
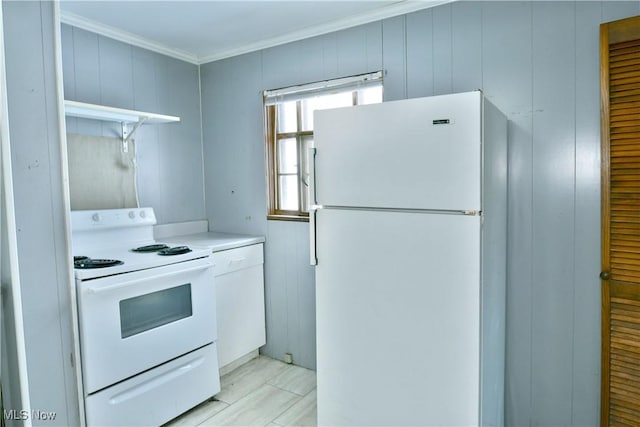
xmin=98 ymin=37 xmax=133 ymax=111
xmin=153 ymin=54 xmax=171 ymax=114
xmin=153 ymin=54 xmax=172 ymax=221
xmin=365 ymin=22 xmax=384 ymax=75
xmin=335 ymin=23 xmax=382 ymax=78
xmin=319 ymin=23 xmax=382 ymax=83
xmin=61 ymin=25 xmax=204 ymax=224
xmin=262 ymin=38 xmax=323 ymax=90
xmin=452 ymin=1 xmax=482 ymax=93
xmin=284 ymin=223 xmax=301 ymax=368
xmin=131 ymin=47 xmax=161 ymax=213
xmin=406 ymin=8 xmax=433 ymax=98
xmin=480 ymin=3 xmax=534 ymax=425
xmin=201 ymin=51 xmax=266 ymax=236
xmin=70 ymin=27 xmax=103 ymax=137
xmin=60 ymin=24 xmax=75 ymax=101
xmin=263 ymin=220 xmax=290 ymax=362
xmin=432 ymin=4 xmax=453 ymax=95
xmin=263 ymin=22 xmax=382 ymax=92
xmin=573 ymin=2 xmax=602 ymax=424
xmin=4 ymin=2 xmax=79 ymax=424
xmin=382 ymin=15 xmax=406 ymax=101
xmin=531 ymin=2 xmax=576 ymax=425
xmin=131 ymin=47 xmax=157 ymax=112
xmin=289 ymin=37 xmax=325 ymax=85
xmin=60 ymin=24 xmax=77 ymax=135
xmin=71 ymin=26 xmax=100 ymax=104
xmin=295 ymin=222 xmax=317 ymax=369
xmin=262 ymin=221 xmax=316 ymax=369
xmin=160 ymin=58 xmax=204 ymax=224
xmin=320 ymin=33 xmax=339 ymax=79
xmin=320 ymin=32 xmax=339 ymax=78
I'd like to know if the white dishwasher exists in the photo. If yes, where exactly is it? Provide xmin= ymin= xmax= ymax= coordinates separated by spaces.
xmin=212 ymin=243 xmax=265 ymax=368
xmin=161 ymin=232 xmax=266 ymax=370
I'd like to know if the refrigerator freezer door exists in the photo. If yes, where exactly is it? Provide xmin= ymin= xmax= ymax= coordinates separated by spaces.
xmin=314 ymin=91 xmax=482 ymax=211
xmin=315 ymin=208 xmax=481 ymax=426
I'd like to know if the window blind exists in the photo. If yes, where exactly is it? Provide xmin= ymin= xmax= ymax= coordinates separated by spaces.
xmin=263 ymin=71 xmax=383 ymax=105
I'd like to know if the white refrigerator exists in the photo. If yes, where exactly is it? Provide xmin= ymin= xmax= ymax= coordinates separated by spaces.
xmin=310 ymin=91 xmax=507 ymax=426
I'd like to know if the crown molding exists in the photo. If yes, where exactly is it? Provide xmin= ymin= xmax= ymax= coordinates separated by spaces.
xmin=59 ymin=10 xmax=200 ymax=64
xmin=60 ymin=1 xmax=454 ymax=66
xmin=199 ymin=0 xmax=454 ymax=64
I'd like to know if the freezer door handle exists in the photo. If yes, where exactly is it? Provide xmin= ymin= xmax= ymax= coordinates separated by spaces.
xmin=309 ymin=147 xmax=317 ymax=205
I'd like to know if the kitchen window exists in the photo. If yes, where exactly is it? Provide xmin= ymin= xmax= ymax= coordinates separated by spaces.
xmin=264 ymin=72 xmax=383 ymax=221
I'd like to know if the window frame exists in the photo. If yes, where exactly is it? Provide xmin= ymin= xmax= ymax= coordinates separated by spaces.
xmin=264 ymin=72 xmax=383 ymax=221
xmin=265 ymin=102 xmax=312 ymax=221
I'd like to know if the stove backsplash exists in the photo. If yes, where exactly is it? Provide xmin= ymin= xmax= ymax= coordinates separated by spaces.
xmin=67 ymin=133 xmax=139 ymax=210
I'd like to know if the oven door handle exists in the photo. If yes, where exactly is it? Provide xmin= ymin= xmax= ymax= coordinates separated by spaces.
xmin=83 ymin=263 xmax=212 ymax=295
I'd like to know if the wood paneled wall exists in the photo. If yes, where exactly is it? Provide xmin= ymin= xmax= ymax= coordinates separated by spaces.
xmin=3 ymin=2 xmax=80 ymax=425
xmin=201 ymin=2 xmax=640 ymax=425
xmin=60 ymin=25 xmax=204 ymax=225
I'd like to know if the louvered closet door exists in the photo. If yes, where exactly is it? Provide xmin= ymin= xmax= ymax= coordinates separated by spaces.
xmin=601 ymin=15 xmax=640 ymax=427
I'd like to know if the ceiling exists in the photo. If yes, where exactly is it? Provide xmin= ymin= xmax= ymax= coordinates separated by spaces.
xmin=59 ymin=0 xmax=452 ymax=64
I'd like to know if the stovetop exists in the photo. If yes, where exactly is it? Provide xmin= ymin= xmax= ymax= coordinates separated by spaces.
xmin=71 ymin=208 xmax=211 ymax=281
xmin=72 ymin=240 xmax=211 ymax=280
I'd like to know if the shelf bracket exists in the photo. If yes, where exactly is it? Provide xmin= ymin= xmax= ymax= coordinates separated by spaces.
xmin=121 ymin=118 xmax=147 ymax=153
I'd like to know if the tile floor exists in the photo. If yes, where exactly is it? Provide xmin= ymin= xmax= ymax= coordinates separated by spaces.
xmin=164 ymin=356 xmax=317 ymax=427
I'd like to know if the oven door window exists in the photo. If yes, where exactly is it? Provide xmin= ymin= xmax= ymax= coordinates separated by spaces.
xmin=119 ymin=284 xmax=193 ymax=338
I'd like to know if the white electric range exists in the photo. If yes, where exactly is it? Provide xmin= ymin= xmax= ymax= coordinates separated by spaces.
xmin=71 ymin=207 xmax=220 ymax=426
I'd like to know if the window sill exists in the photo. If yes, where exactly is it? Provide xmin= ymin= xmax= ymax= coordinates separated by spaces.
xmin=267 ymin=214 xmax=309 ymax=223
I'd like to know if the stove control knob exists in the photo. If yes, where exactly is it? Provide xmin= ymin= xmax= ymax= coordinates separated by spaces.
xmin=92 ymin=213 xmax=101 ymax=223
xmin=139 ymin=210 xmax=146 ymax=218
xmin=128 ymin=211 xmax=136 ymax=219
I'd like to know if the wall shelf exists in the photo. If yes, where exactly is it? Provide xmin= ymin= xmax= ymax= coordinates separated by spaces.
xmin=64 ymin=100 xmax=180 ymax=124
xmin=64 ymin=100 xmax=180 ymax=151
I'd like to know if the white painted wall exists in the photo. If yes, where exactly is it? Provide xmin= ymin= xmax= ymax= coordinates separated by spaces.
xmin=61 ymin=25 xmax=204 ymax=225
xmin=0 ymin=2 xmax=31 ymax=423
xmin=2 ymin=2 xmax=80 ymax=425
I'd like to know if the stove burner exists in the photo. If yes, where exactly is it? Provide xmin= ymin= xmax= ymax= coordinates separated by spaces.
xmin=74 ymin=258 xmax=124 ymax=269
xmin=131 ymin=244 xmax=170 ymax=253
xmin=157 ymin=246 xmax=192 ymax=256
xmin=74 ymin=255 xmax=90 ymax=262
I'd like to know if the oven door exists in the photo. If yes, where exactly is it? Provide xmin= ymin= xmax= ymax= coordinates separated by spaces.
xmin=77 ymin=256 xmax=216 ymax=394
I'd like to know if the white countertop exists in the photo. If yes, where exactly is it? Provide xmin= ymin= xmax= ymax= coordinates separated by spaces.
xmin=160 ymin=231 xmax=265 ymax=252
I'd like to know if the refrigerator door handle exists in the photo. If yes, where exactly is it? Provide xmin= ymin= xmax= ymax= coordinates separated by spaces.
xmin=309 ymin=147 xmax=318 ymax=265
xmin=309 ymin=206 xmax=318 ymax=265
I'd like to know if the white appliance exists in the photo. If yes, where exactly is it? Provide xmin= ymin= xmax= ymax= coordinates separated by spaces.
xmin=71 ymin=208 xmax=220 ymax=426
xmin=311 ymin=90 xmax=507 ymax=426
